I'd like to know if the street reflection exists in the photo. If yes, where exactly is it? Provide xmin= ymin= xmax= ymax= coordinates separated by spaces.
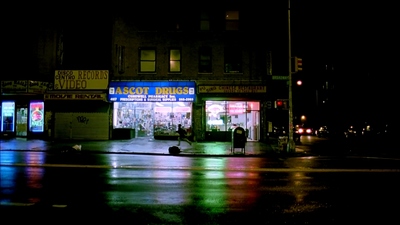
xmin=0 ymin=151 xmax=17 ymax=203
xmin=24 ymin=152 xmax=45 ymax=202
xmin=0 ymin=167 xmax=17 ymax=203
xmin=285 ymin=157 xmax=325 ymax=213
xmin=289 ymin=172 xmax=307 ymax=202
xmin=105 ymin=157 xmax=268 ymax=211
xmin=25 ymin=167 xmax=44 ymax=203
xmin=0 ymin=150 xmax=17 ymax=164
xmin=24 ymin=151 xmax=45 ymax=164
xmin=226 ymin=158 xmax=261 ymax=208
xmin=187 ymin=158 xmax=227 ymax=212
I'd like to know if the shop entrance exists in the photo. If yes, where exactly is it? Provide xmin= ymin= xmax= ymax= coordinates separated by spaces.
xmin=16 ymin=106 xmax=28 ymax=137
xmin=205 ymin=100 xmax=260 ymax=142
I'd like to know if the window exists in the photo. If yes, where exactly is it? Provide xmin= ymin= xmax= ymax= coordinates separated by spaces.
xmin=224 ymin=47 xmax=242 ymax=73
xmin=117 ymin=45 xmax=125 ymax=74
xmin=169 ymin=49 xmax=181 ymax=73
xmin=200 ymin=10 xmax=210 ymax=31
xmin=199 ymin=47 xmax=212 ymax=73
xmin=205 ymin=100 xmax=260 ymax=140
xmin=225 ymin=10 xmax=239 ymax=31
xmin=139 ymin=48 xmax=156 ymax=72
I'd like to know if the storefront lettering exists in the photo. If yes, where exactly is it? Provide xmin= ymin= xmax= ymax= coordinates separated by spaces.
xmin=47 ymin=94 xmax=73 ymax=99
xmin=116 ymin=87 xmax=150 ymax=94
xmin=45 ymin=94 xmax=105 ymax=100
xmin=155 ymin=87 xmax=189 ymax=95
xmin=57 ymin=79 xmax=87 ymax=89
xmin=114 ymin=86 xmax=190 ymax=95
xmin=75 ymin=94 xmax=103 ymax=99
xmin=108 ymin=81 xmax=195 ymax=102
xmin=29 ymin=81 xmax=47 ymax=88
xmin=14 ymin=80 xmax=27 ymax=86
xmin=54 ymin=70 xmax=109 ymax=90
xmin=1 ymin=81 xmax=13 ymax=87
xmin=77 ymin=70 xmax=108 ymax=79
xmin=199 ymin=86 xmax=217 ymax=92
xmin=198 ymin=85 xmax=266 ymax=93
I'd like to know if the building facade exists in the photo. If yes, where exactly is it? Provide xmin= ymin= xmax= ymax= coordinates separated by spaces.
xmin=1 ymin=2 xmax=289 ymax=142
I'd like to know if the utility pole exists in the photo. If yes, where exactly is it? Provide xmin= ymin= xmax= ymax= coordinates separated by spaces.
xmin=287 ymin=0 xmax=295 ymax=152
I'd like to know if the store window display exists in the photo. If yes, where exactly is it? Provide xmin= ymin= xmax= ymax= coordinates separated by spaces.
xmin=112 ymin=102 xmax=192 ymax=138
xmin=205 ymin=100 xmax=260 ymax=141
xmin=113 ymin=102 xmax=153 ymax=137
xmin=154 ymin=102 xmax=192 ymax=137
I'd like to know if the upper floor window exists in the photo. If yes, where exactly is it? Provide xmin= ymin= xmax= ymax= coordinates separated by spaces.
xmin=169 ymin=49 xmax=181 ymax=73
xmin=224 ymin=47 xmax=242 ymax=73
xmin=116 ymin=45 xmax=125 ymax=74
xmin=225 ymin=10 xmax=239 ymax=31
xmin=139 ymin=48 xmax=156 ymax=72
xmin=199 ymin=47 xmax=212 ymax=73
xmin=200 ymin=11 xmax=210 ymax=31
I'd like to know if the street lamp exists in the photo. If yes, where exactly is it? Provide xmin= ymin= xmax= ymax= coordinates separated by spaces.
xmin=297 ymin=80 xmax=302 ymax=86
xmin=287 ymin=0 xmax=295 ymax=152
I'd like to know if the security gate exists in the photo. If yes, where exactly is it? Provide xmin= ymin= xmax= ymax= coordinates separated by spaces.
xmin=54 ymin=112 xmax=109 ymax=140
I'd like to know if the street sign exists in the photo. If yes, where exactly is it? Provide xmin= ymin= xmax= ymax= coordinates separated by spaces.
xmin=272 ymin=76 xmax=289 ymax=80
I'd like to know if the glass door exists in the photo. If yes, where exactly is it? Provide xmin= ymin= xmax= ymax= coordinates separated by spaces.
xmin=16 ymin=107 xmax=28 ymax=137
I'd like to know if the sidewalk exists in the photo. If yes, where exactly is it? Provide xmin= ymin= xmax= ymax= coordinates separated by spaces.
xmin=0 ymin=137 xmax=302 ymax=157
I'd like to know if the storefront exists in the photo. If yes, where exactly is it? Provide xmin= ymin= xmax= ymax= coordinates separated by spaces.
xmin=44 ymin=70 xmax=110 ymax=140
xmin=197 ymin=85 xmax=267 ymax=142
xmin=108 ymin=81 xmax=196 ymax=140
xmin=1 ymin=80 xmax=49 ymax=139
xmin=44 ymin=94 xmax=110 ymax=140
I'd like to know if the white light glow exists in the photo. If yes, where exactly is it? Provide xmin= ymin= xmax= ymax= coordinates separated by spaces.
xmin=207 ymin=119 xmax=224 ymax=125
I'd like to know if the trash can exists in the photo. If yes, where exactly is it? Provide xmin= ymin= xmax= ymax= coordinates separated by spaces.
xmin=278 ymin=136 xmax=288 ymax=151
xmin=231 ymin=126 xmax=247 ymax=153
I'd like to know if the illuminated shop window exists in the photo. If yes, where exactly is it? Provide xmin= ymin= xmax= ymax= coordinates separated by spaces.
xmin=205 ymin=100 xmax=260 ymax=140
xmin=1 ymin=101 xmax=15 ymax=132
xmin=112 ymin=102 xmax=192 ymax=137
xmin=29 ymin=102 xmax=44 ymax=132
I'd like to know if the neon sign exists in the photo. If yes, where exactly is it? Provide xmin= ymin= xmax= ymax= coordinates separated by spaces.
xmin=108 ymin=81 xmax=196 ymax=102
xmin=1 ymin=101 xmax=15 ymax=132
xmin=29 ymin=102 xmax=44 ymax=132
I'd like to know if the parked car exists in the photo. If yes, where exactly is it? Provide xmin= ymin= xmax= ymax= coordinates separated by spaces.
xmin=297 ymin=126 xmax=313 ymax=136
xmin=315 ymin=126 xmax=329 ymax=137
xmin=344 ymin=125 xmax=360 ymax=139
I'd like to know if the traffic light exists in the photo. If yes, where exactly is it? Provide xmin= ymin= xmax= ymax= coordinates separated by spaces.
xmin=294 ymin=56 xmax=302 ymax=72
xmin=275 ymin=99 xmax=288 ymax=109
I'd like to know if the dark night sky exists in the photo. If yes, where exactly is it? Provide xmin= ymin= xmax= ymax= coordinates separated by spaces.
xmin=288 ymin=0 xmax=397 ymax=124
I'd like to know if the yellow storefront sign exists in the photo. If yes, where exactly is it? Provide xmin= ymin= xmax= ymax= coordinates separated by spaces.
xmin=54 ymin=70 xmax=109 ymax=90
xmin=198 ymin=85 xmax=266 ymax=94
